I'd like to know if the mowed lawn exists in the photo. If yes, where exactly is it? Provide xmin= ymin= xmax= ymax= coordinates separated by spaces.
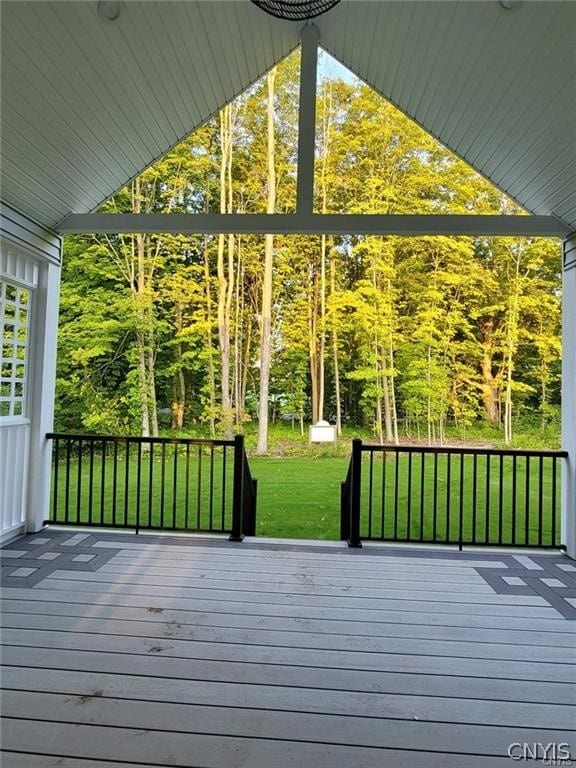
xmin=250 ymin=457 xmax=347 ymax=540
xmin=49 ymin=449 xmax=561 ymax=545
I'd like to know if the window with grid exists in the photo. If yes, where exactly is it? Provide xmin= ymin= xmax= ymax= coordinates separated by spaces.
xmin=1 ymin=281 xmax=31 ymax=418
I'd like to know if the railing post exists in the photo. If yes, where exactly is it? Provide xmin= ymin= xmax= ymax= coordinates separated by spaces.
xmin=348 ymin=438 xmax=363 ymax=548
xmin=229 ymin=434 xmax=245 ymax=542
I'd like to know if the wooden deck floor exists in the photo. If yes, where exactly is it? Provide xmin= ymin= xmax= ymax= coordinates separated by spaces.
xmin=1 ymin=530 xmax=575 ymax=767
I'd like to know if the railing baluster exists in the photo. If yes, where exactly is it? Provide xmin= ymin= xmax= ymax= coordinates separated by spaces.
xmin=197 ymin=446 xmax=202 ymax=529
xmin=485 ymin=454 xmax=491 ymax=545
xmin=538 ymin=455 xmax=544 ymax=548
xmin=148 ymin=443 xmax=154 ymax=528
xmin=498 ymin=454 xmax=504 ymax=545
xmin=445 ymin=452 xmax=451 ymax=544
xmin=112 ymin=441 xmax=118 ymax=526
xmin=185 ymin=443 xmax=191 ymax=530
xmin=524 ymin=456 xmax=530 ymax=546
xmin=380 ymin=451 xmax=386 ymax=539
xmin=88 ymin=439 xmax=95 ymax=526
xmin=124 ymin=440 xmax=130 ymax=527
xmin=419 ymin=451 xmax=425 ymax=542
xmin=458 ymin=454 xmax=464 ymax=550
xmin=52 ymin=437 xmax=60 ymax=523
xmin=512 ymin=454 xmax=517 ymax=546
xmin=221 ymin=446 xmax=227 ymax=530
xmin=406 ymin=451 xmax=413 ymax=541
xmin=172 ymin=443 xmax=178 ymax=529
xmin=160 ymin=442 xmax=166 ymax=528
xmin=100 ymin=439 xmax=107 ymax=525
xmin=393 ymin=451 xmax=400 ymax=540
xmin=65 ymin=439 xmax=72 ymax=524
xmin=209 ymin=445 xmax=215 ymax=531
xmin=368 ymin=451 xmax=374 ymax=539
xmin=472 ymin=453 xmax=478 ymax=545
xmin=136 ymin=441 xmax=142 ymax=534
xmin=433 ymin=452 xmax=438 ymax=542
xmin=551 ymin=455 xmax=558 ymax=547
xmin=76 ymin=438 xmax=83 ymax=524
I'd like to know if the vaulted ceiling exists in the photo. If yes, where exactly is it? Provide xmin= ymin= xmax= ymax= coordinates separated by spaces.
xmin=1 ymin=0 xmax=575 ymax=236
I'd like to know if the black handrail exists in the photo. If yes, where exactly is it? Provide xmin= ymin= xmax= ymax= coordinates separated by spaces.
xmin=47 ymin=432 xmax=257 ymax=539
xmin=341 ymin=440 xmax=568 ymax=550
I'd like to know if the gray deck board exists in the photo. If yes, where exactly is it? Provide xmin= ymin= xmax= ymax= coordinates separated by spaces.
xmin=43 ymin=568 xmax=538 ymax=601
xmin=4 ymin=646 xmax=575 ymax=705
xmin=5 ymin=627 xmax=574 ymax=681
xmin=2 ymin=612 xmax=574 ymax=663
xmin=2 ymin=531 xmax=575 ymax=767
xmin=3 ymin=667 xmax=574 ymax=728
xmin=30 ymin=578 xmax=558 ymax=616
xmin=3 ymin=586 xmax=573 ymax=631
xmin=3 ymin=690 xmax=573 ymax=754
xmin=0 ymin=719 xmax=539 ymax=767
xmin=3 ymin=597 xmax=575 ymax=646
xmin=97 ymin=562 xmax=494 ymax=590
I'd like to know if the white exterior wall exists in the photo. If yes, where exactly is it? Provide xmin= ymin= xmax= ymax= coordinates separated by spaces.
xmin=0 ymin=203 xmax=61 ymax=540
xmin=562 ymin=235 xmax=576 ymax=559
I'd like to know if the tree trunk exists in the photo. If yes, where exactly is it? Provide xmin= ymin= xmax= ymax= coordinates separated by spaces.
xmin=137 ymin=332 xmax=150 ymax=438
xmin=147 ymin=324 xmax=159 ymax=437
xmin=330 ymin=259 xmax=342 ymax=436
xmin=217 ymin=105 xmax=234 ymax=438
xmin=480 ymin=320 xmax=500 ymax=425
xmin=318 ymin=235 xmax=326 ymax=422
xmin=171 ymin=303 xmax=185 ymax=430
xmin=256 ymin=68 xmax=277 ymax=455
xmin=382 ymin=363 xmax=394 ymax=443
xmin=309 ymin=273 xmax=319 ymax=424
xmin=389 ymin=342 xmax=399 ymax=444
xmin=203 ymin=238 xmax=216 ymax=439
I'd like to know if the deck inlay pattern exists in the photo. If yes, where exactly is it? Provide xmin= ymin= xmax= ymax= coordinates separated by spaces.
xmin=1 ymin=530 xmax=575 ymax=767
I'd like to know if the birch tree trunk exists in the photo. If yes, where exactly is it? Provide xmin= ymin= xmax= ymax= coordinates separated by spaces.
xmin=330 ymin=258 xmax=342 ymax=436
xmin=217 ymin=105 xmax=234 ymax=437
xmin=256 ymin=67 xmax=277 ymax=455
xmin=203 ymin=237 xmax=217 ymax=438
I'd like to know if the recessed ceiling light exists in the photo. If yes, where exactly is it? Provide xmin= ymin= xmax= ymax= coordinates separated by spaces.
xmin=97 ymin=1 xmax=123 ymax=23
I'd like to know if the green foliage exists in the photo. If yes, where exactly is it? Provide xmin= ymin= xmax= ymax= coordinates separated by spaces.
xmin=56 ymin=52 xmax=562 ymax=448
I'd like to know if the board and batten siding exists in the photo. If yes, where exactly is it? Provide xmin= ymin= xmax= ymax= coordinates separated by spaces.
xmin=0 ymin=202 xmax=61 ymax=541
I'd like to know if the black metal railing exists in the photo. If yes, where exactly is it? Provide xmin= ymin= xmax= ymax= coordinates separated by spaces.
xmin=46 ymin=433 xmax=257 ymax=539
xmin=341 ymin=439 xmax=567 ymax=549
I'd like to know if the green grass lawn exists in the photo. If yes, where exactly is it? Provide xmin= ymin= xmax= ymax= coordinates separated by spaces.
xmin=250 ymin=457 xmax=347 ymax=540
xmin=49 ymin=442 xmax=561 ymax=546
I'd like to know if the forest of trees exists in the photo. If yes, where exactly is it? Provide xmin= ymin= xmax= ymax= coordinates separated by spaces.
xmin=55 ymin=51 xmax=562 ymax=450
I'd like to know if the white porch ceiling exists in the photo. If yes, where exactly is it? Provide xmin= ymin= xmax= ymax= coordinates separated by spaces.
xmin=1 ymin=0 xmax=575 ymax=236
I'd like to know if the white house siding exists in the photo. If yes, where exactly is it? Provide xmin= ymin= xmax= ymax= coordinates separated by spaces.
xmin=0 ymin=203 xmax=61 ymax=540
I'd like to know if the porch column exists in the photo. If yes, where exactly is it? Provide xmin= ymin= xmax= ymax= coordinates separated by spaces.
xmin=26 ymin=257 xmax=62 ymax=532
xmin=562 ymin=235 xmax=576 ymax=559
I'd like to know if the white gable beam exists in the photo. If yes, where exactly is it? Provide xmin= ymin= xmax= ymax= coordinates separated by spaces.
xmin=58 ymin=213 xmax=571 ymax=238
xmin=296 ymin=24 xmax=319 ymax=215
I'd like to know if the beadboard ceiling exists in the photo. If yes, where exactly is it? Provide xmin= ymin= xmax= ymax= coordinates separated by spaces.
xmin=1 ymin=0 xmax=575 ymax=236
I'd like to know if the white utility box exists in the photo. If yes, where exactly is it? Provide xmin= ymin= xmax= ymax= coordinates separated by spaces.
xmin=309 ymin=420 xmax=336 ymax=443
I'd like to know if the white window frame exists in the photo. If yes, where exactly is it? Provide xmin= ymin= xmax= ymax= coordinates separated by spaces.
xmin=0 ymin=279 xmax=32 ymax=420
